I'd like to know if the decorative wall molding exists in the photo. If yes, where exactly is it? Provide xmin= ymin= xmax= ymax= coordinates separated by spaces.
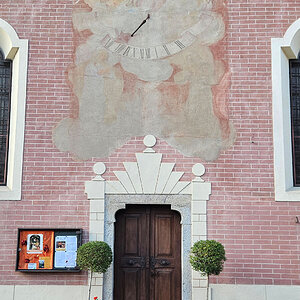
xmin=85 ymin=135 xmax=212 ymax=300
xmin=272 ymin=18 xmax=300 ymax=201
xmin=0 ymin=18 xmax=28 ymax=200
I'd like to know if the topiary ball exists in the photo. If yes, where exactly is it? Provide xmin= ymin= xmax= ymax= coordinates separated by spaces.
xmin=190 ymin=240 xmax=226 ymax=276
xmin=77 ymin=241 xmax=112 ymax=273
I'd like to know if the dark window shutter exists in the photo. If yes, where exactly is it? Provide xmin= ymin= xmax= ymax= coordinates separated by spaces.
xmin=0 ymin=50 xmax=12 ymax=185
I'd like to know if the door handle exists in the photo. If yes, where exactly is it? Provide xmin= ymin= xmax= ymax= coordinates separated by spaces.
xmin=159 ymin=259 xmax=170 ymax=266
xmin=127 ymin=259 xmax=135 ymax=266
xmin=150 ymin=256 xmax=171 ymax=267
xmin=126 ymin=257 xmax=146 ymax=268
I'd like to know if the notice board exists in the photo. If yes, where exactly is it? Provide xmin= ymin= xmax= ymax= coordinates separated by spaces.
xmin=16 ymin=228 xmax=82 ymax=272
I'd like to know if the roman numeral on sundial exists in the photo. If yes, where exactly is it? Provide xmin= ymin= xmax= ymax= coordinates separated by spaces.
xmin=174 ymin=40 xmax=185 ymax=49
xmin=145 ymin=48 xmax=151 ymax=59
xmin=115 ymin=44 xmax=126 ymax=53
xmin=155 ymin=48 xmax=159 ymax=59
xmin=140 ymin=48 xmax=145 ymax=59
xmin=163 ymin=44 xmax=171 ymax=56
xmin=104 ymin=38 xmax=115 ymax=50
xmin=123 ymin=46 xmax=131 ymax=56
xmin=101 ymin=32 xmax=194 ymax=60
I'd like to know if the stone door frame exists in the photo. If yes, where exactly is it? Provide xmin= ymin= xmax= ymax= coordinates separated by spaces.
xmin=85 ymin=135 xmax=212 ymax=300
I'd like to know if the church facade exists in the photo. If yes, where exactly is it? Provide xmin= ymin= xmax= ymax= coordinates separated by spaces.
xmin=0 ymin=1 xmax=300 ymax=299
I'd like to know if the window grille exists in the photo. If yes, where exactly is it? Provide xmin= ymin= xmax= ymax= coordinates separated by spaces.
xmin=0 ymin=50 xmax=12 ymax=185
xmin=290 ymin=59 xmax=300 ymax=186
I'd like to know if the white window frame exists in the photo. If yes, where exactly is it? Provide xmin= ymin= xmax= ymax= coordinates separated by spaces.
xmin=0 ymin=19 xmax=28 ymax=200
xmin=272 ymin=18 xmax=300 ymax=201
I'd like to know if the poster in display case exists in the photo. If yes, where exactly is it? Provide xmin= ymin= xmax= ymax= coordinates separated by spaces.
xmin=16 ymin=228 xmax=82 ymax=272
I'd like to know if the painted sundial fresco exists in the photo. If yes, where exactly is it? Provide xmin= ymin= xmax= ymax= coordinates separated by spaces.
xmin=54 ymin=0 xmax=235 ymax=161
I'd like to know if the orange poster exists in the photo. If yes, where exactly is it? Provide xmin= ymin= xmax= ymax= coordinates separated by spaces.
xmin=18 ymin=230 xmax=54 ymax=270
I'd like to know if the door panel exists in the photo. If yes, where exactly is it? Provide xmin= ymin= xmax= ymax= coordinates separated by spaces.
xmin=150 ymin=208 xmax=181 ymax=300
xmin=123 ymin=269 xmax=139 ymax=300
xmin=154 ymin=269 xmax=173 ymax=300
xmin=124 ymin=216 xmax=139 ymax=255
xmin=155 ymin=215 xmax=173 ymax=256
xmin=114 ymin=205 xmax=181 ymax=300
xmin=114 ymin=208 xmax=149 ymax=300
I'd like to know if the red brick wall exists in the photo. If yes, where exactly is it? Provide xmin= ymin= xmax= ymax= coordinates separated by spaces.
xmin=0 ymin=0 xmax=300 ymax=286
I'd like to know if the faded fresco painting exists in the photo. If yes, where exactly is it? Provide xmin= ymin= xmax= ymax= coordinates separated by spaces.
xmin=54 ymin=0 xmax=235 ymax=161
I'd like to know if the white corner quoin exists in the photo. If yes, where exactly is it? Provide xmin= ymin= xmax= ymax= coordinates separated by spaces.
xmin=85 ymin=135 xmax=212 ymax=300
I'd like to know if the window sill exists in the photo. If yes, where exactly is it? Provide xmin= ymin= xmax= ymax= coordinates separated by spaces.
xmin=275 ymin=186 xmax=300 ymax=202
xmin=0 ymin=185 xmax=21 ymax=201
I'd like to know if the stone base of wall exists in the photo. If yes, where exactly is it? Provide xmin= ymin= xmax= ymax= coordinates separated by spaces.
xmin=0 ymin=285 xmax=87 ymax=300
xmin=1 ymin=284 xmax=300 ymax=300
xmin=211 ymin=284 xmax=300 ymax=300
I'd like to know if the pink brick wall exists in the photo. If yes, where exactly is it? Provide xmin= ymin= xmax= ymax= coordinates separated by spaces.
xmin=207 ymin=0 xmax=300 ymax=286
xmin=0 ymin=0 xmax=300 ymax=286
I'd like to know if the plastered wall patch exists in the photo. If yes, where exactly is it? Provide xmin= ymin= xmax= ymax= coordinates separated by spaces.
xmin=54 ymin=0 xmax=235 ymax=160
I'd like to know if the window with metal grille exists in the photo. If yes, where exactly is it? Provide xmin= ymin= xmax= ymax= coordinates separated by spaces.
xmin=0 ymin=50 xmax=12 ymax=185
xmin=290 ymin=58 xmax=300 ymax=186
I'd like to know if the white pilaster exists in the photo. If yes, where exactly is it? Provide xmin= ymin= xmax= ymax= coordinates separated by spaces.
xmin=85 ymin=162 xmax=106 ymax=300
xmin=191 ymin=163 xmax=211 ymax=300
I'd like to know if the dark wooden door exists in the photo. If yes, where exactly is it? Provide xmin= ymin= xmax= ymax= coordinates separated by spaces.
xmin=114 ymin=205 xmax=181 ymax=300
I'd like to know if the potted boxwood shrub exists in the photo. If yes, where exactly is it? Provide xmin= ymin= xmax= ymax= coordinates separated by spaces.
xmin=77 ymin=241 xmax=112 ymax=300
xmin=190 ymin=240 xmax=226 ymax=300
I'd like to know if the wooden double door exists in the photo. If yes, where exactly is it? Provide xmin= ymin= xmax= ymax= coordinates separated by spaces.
xmin=114 ymin=205 xmax=182 ymax=300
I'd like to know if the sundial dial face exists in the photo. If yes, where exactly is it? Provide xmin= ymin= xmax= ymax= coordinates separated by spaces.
xmin=54 ymin=0 xmax=235 ymax=161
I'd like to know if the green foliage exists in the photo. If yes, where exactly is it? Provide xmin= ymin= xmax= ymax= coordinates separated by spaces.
xmin=77 ymin=241 xmax=112 ymax=273
xmin=190 ymin=240 xmax=226 ymax=276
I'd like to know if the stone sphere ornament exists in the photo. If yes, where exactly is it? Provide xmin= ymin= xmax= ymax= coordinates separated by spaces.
xmin=93 ymin=162 xmax=106 ymax=176
xmin=143 ymin=135 xmax=157 ymax=148
xmin=192 ymin=163 xmax=205 ymax=177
